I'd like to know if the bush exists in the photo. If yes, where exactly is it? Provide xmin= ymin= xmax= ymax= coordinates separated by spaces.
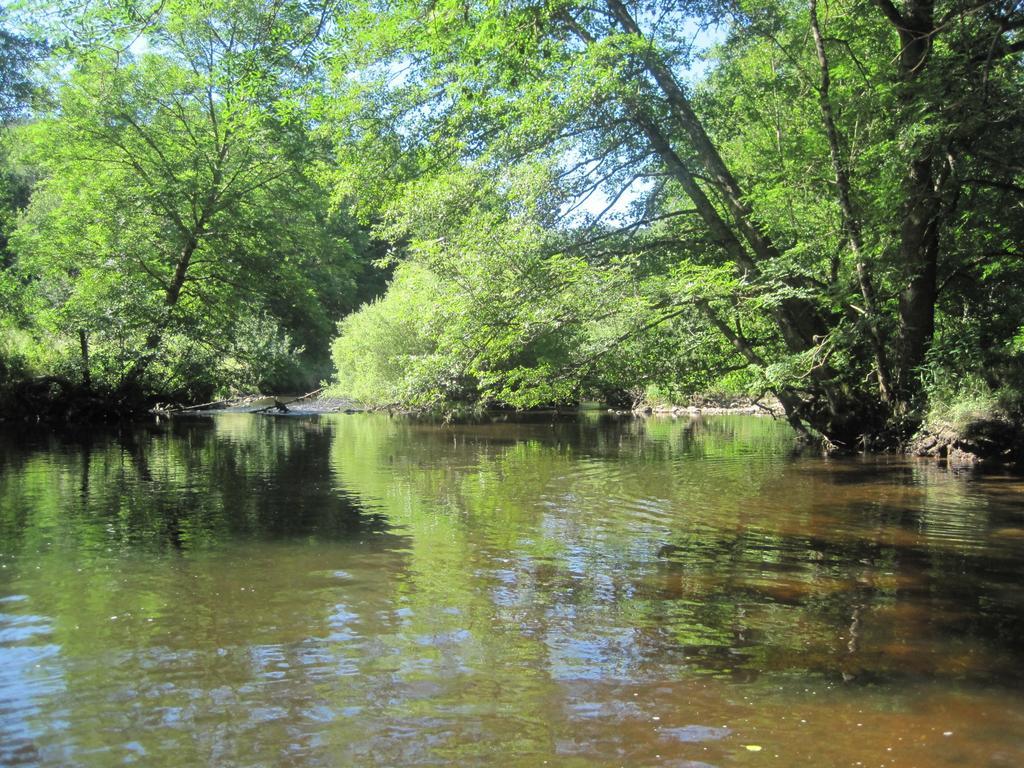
xmin=0 ymin=323 xmax=77 ymax=385
xmin=924 ymin=372 xmax=1000 ymax=432
xmin=921 ymin=315 xmax=1024 ymax=431
xmin=327 ymin=263 xmax=464 ymax=407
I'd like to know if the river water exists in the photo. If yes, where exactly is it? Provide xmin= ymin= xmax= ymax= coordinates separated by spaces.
xmin=1 ymin=413 xmax=1023 ymax=767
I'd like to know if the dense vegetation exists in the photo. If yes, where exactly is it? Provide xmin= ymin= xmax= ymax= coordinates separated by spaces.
xmin=0 ymin=0 xmax=386 ymax=411
xmin=2 ymin=0 xmax=1023 ymax=446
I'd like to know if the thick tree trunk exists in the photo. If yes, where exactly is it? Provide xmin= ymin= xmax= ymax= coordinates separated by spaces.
xmin=896 ymin=158 xmax=940 ymax=389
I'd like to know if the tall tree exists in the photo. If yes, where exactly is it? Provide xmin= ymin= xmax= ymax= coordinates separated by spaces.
xmin=11 ymin=0 xmax=365 ymax=396
xmin=325 ymin=0 xmax=1024 ymax=443
xmin=0 ymin=10 xmax=45 ymax=257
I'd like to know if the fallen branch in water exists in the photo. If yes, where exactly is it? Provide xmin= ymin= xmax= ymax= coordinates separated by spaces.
xmin=253 ymin=388 xmax=323 ymax=414
xmin=172 ymin=397 xmax=235 ymax=412
xmin=152 ymin=394 xmax=260 ymax=415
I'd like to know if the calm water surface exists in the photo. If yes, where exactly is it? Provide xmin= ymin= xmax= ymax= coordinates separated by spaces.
xmin=1 ymin=413 xmax=1023 ymax=767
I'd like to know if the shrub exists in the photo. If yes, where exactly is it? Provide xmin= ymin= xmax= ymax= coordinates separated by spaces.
xmin=328 ymin=263 xmax=463 ymax=407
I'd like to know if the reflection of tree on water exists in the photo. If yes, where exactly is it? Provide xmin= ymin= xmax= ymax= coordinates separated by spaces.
xmin=0 ymin=416 xmax=411 ymax=765
xmin=327 ymin=413 xmax=1024 ymax=690
xmin=0 ymin=415 xmax=392 ymax=557
xmin=1 ymin=414 xmax=1023 ymax=765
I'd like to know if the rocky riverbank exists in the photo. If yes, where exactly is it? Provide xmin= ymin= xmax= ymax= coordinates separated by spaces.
xmin=626 ymin=395 xmax=785 ymax=418
xmin=626 ymin=394 xmax=1023 ymax=467
xmin=909 ymin=417 xmax=1023 ymax=466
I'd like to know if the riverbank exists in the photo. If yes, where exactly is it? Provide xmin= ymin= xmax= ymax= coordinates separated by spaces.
xmin=0 ymin=383 xmax=363 ymax=424
xmin=909 ymin=417 xmax=1024 ymax=466
xmin=631 ymin=394 xmax=784 ymax=418
xmin=632 ymin=394 xmax=1023 ymax=467
xmin=0 ymin=377 xmax=152 ymax=424
xmin=153 ymin=391 xmax=363 ymax=416
xmin=5 ymin=383 xmax=1022 ymax=468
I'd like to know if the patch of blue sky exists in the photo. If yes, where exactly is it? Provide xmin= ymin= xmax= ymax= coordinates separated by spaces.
xmin=560 ymin=11 xmax=726 ymax=224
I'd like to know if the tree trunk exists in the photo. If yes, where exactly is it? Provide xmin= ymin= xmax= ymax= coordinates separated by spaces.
xmin=79 ymin=328 xmax=91 ymax=389
xmin=896 ymin=158 xmax=940 ymax=391
xmin=123 ymin=238 xmax=199 ymax=385
xmin=164 ymin=238 xmax=197 ymax=307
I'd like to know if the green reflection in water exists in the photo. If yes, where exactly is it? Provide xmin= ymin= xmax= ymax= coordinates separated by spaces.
xmin=326 ymin=414 xmax=1024 ymax=684
xmin=0 ymin=413 xmax=1022 ymax=766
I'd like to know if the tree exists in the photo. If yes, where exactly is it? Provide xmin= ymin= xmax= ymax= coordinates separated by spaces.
xmin=0 ymin=13 xmax=44 ymax=125
xmin=10 ymin=0 xmax=370 ymax=397
xmin=324 ymin=0 xmax=1024 ymax=443
xmin=1 ymin=9 xmax=45 ymax=261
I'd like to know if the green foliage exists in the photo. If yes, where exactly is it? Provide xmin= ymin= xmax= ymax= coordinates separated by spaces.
xmin=0 ymin=13 xmax=44 ymax=125
xmin=921 ymin=312 xmax=1024 ymax=428
xmin=4 ymin=0 xmax=1024 ymax=433
xmin=329 ymin=262 xmax=457 ymax=407
xmin=327 ymin=159 xmax=754 ymax=409
xmin=923 ymin=372 xmax=1000 ymax=433
xmin=319 ymin=0 xmax=1024 ymax=442
xmin=1 ymin=0 xmax=385 ymax=405
xmin=0 ymin=322 xmax=60 ymax=384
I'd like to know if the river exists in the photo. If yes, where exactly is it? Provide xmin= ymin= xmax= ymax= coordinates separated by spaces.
xmin=1 ymin=413 xmax=1022 ymax=766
